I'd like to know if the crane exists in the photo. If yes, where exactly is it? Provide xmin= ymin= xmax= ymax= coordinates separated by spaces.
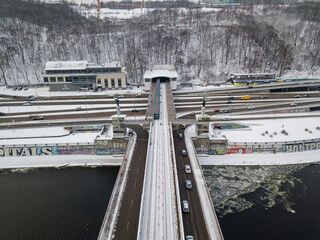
xmin=96 ymin=0 xmax=101 ymax=20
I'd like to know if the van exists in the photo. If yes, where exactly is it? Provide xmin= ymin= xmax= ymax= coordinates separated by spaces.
xmin=182 ymin=200 xmax=190 ymax=213
xmin=241 ymin=95 xmax=250 ymax=100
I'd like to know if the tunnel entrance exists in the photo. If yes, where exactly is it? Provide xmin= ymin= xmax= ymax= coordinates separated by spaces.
xmin=152 ymin=77 xmax=170 ymax=83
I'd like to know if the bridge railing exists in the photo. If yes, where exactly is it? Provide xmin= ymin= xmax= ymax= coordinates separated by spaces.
xmin=169 ymin=122 xmax=185 ymax=239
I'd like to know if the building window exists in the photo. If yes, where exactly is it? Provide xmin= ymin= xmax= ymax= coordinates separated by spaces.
xmin=65 ymin=77 xmax=72 ymax=82
xmin=97 ymin=79 xmax=101 ymax=85
xmin=104 ymin=79 xmax=108 ymax=88
xmin=44 ymin=77 xmax=48 ymax=83
xmin=118 ymin=78 xmax=122 ymax=88
xmin=110 ymin=69 xmax=116 ymax=73
xmin=111 ymin=79 xmax=115 ymax=87
xmin=172 ymin=78 xmax=177 ymax=81
xmin=50 ymin=77 xmax=56 ymax=82
xmin=145 ymin=78 xmax=150 ymax=82
xmin=57 ymin=77 xmax=64 ymax=82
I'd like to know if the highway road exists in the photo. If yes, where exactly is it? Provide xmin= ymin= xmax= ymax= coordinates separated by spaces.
xmin=113 ymin=125 xmax=149 ymax=240
xmin=173 ymin=126 xmax=210 ymax=240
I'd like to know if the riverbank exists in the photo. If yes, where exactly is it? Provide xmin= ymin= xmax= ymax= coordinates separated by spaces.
xmin=0 ymin=154 xmax=122 ymax=169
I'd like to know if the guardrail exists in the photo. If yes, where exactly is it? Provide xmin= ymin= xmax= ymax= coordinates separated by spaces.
xmin=97 ymin=132 xmax=137 ymax=240
xmin=137 ymin=122 xmax=153 ymax=239
xmin=169 ymin=122 xmax=185 ymax=240
xmin=185 ymin=126 xmax=224 ymax=240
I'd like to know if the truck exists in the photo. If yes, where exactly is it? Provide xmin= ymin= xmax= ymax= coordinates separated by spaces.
xmin=241 ymin=95 xmax=250 ymax=100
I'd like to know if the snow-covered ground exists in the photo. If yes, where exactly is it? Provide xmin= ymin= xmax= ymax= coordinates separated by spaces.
xmin=198 ymin=149 xmax=320 ymax=166
xmin=210 ymin=117 xmax=320 ymax=143
xmin=0 ymin=128 xmax=101 ymax=146
xmin=0 ymin=85 xmax=144 ymax=97
xmin=0 ymin=154 xmax=122 ymax=169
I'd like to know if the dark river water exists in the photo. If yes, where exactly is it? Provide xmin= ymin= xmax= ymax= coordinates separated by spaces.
xmin=0 ymin=166 xmax=118 ymax=240
xmin=208 ymin=164 xmax=320 ymax=240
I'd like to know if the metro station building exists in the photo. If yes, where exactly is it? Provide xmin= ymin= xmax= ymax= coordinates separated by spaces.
xmin=143 ymin=65 xmax=178 ymax=91
xmin=43 ymin=61 xmax=126 ymax=91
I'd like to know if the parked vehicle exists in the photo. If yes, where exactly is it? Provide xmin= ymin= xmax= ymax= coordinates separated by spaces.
xmin=294 ymin=95 xmax=301 ymax=98
xmin=261 ymin=95 xmax=267 ymax=99
xmin=185 ymin=165 xmax=191 ymax=174
xmin=178 ymin=133 xmax=183 ymax=139
xmin=228 ymin=96 xmax=234 ymax=100
xmin=248 ymin=105 xmax=255 ymax=109
xmin=181 ymin=150 xmax=187 ymax=156
xmin=241 ymin=95 xmax=250 ymax=100
xmin=182 ymin=124 xmax=187 ymax=129
xmin=185 ymin=180 xmax=192 ymax=190
xmin=227 ymin=101 xmax=232 ymax=104
xmin=132 ymin=109 xmax=139 ymax=112
xmin=303 ymin=94 xmax=310 ymax=97
xmin=24 ymin=87 xmax=28 ymax=91
xmin=291 ymin=103 xmax=297 ymax=107
xmin=214 ymin=109 xmax=220 ymax=112
xmin=0 ymin=112 xmax=5 ymax=116
xmin=182 ymin=200 xmax=190 ymax=213
xmin=18 ymin=86 xmax=23 ymax=91
xmin=76 ymin=106 xmax=83 ymax=111
xmin=13 ymin=87 xmax=17 ymax=91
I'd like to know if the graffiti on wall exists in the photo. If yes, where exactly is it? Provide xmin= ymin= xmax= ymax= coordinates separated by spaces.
xmin=0 ymin=144 xmax=126 ymax=157
xmin=226 ymin=140 xmax=320 ymax=154
xmin=0 ymin=146 xmax=53 ymax=157
xmin=284 ymin=141 xmax=320 ymax=152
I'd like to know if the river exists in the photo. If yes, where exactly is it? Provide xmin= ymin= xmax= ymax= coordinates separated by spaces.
xmin=203 ymin=163 xmax=320 ymax=240
xmin=0 ymin=166 xmax=118 ymax=240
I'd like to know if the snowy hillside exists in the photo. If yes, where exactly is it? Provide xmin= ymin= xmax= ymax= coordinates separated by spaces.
xmin=0 ymin=0 xmax=319 ymax=86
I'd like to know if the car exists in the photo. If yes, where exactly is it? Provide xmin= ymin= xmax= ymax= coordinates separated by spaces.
xmin=223 ymin=117 xmax=230 ymax=121
xmin=118 ymin=95 xmax=125 ymax=98
xmin=185 ymin=165 xmax=191 ymax=174
xmin=13 ymin=87 xmax=17 ymax=91
xmin=132 ymin=109 xmax=139 ymax=112
xmin=261 ymin=95 xmax=267 ymax=99
xmin=178 ymin=133 xmax=183 ymax=139
xmin=185 ymin=180 xmax=192 ymax=190
xmin=76 ymin=106 xmax=83 ymax=111
xmin=291 ymin=103 xmax=297 ymax=107
xmin=0 ymin=112 xmax=5 ymax=116
xmin=181 ymin=150 xmax=187 ymax=156
xmin=223 ymin=110 xmax=231 ymax=113
xmin=248 ymin=86 xmax=253 ymax=88
xmin=24 ymin=87 xmax=28 ymax=91
xmin=182 ymin=124 xmax=187 ymax=129
xmin=303 ymin=94 xmax=310 ymax=97
xmin=18 ymin=86 xmax=23 ymax=91
xmin=228 ymin=96 xmax=234 ymax=100
xmin=23 ymin=101 xmax=32 ymax=106
xmin=214 ymin=109 xmax=220 ymax=112
xmin=182 ymin=200 xmax=190 ymax=213
xmin=248 ymin=105 xmax=255 ymax=109
xmin=186 ymin=235 xmax=194 ymax=240
xmin=29 ymin=115 xmax=44 ymax=120
xmin=227 ymin=101 xmax=232 ymax=104
xmin=294 ymin=95 xmax=301 ymax=98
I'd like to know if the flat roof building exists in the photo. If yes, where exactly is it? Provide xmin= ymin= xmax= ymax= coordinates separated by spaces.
xmin=143 ymin=65 xmax=178 ymax=91
xmin=43 ymin=61 xmax=126 ymax=91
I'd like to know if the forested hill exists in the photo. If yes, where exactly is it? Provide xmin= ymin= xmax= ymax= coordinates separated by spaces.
xmin=0 ymin=0 xmax=319 ymax=86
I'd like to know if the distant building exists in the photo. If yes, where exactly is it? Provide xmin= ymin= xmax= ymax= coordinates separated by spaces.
xmin=43 ymin=61 xmax=126 ymax=91
xmin=228 ymin=73 xmax=277 ymax=86
xmin=143 ymin=65 xmax=178 ymax=91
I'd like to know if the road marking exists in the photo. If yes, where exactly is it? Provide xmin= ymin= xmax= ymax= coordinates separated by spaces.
xmin=137 ymin=168 xmax=139 ymax=173
xmin=134 ymin=182 xmax=136 ymax=189
xmin=126 ymin=221 xmax=130 ymax=231
xmin=131 ymin=199 xmax=133 ymax=207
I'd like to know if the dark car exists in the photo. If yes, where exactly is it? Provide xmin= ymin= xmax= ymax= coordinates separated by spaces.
xmin=227 ymin=101 xmax=232 ymax=104
xmin=0 ymin=112 xmax=5 ymax=116
xmin=228 ymin=96 xmax=234 ymax=100
xmin=132 ymin=109 xmax=139 ymax=112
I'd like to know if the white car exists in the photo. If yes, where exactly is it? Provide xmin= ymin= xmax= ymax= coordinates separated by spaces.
xmin=23 ymin=102 xmax=32 ymax=106
xmin=185 ymin=165 xmax=191 ymax=174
